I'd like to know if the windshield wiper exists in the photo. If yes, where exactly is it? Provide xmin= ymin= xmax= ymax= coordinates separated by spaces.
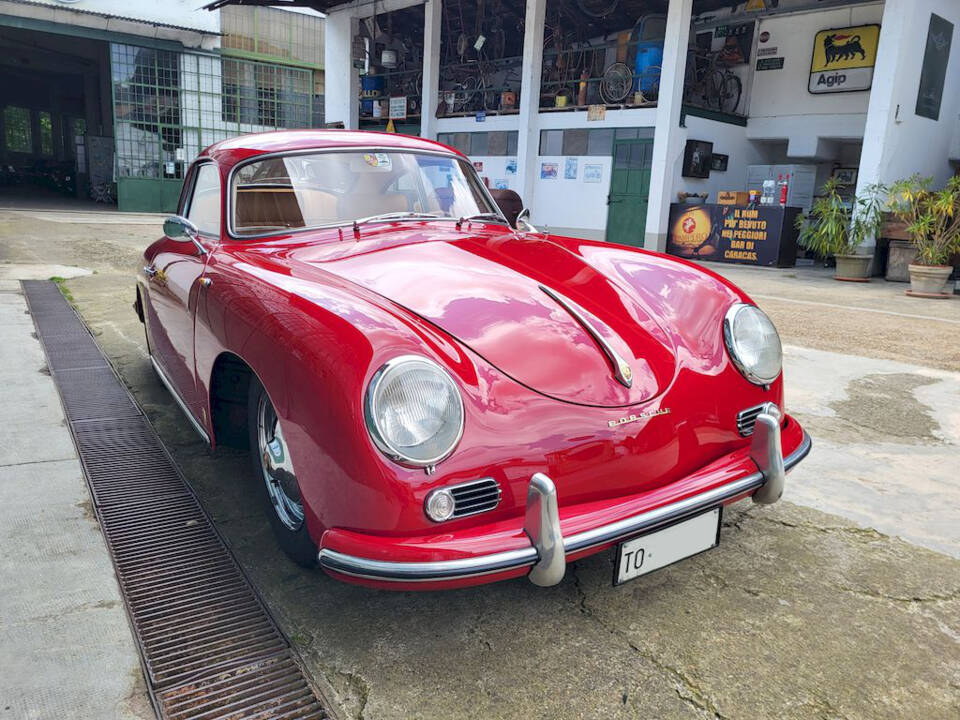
xmin=456 ymin=212 xmax=510 ymax=229
xmin=353 ymin=211 xmax=445 ymax=227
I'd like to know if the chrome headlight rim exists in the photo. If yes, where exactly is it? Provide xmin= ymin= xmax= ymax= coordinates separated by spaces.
xmin=723 ymin=303 xmax=782 ymax=386
xmin=364 ymin=354 xmax=465 ymax=468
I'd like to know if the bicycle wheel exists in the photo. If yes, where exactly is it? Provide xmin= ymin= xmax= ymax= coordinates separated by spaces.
xmin=720 ymin=72 xmax=742 ymax=114
xmin=600 ymin=62 xmax=633 ymax=104
xmin=705 ymin=69 xmax=727 ymax=110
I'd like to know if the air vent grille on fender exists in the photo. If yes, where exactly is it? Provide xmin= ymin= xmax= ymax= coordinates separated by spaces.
xmin=450 ymin=478 xmax=502 ymax=518
xmin=737 ymin=403 xmax=769 ymax=437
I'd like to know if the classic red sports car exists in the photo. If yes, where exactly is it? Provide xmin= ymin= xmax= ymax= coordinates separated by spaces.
xmin=136 ymin=130 xmax=810 ymax=590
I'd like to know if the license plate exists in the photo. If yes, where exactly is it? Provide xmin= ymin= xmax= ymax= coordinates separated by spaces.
xmin=613 ymin=508 xmax=722 ymax=586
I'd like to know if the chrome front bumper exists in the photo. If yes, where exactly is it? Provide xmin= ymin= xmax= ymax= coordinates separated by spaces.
xmin=319 ymin=409 xmax=811 ymax=586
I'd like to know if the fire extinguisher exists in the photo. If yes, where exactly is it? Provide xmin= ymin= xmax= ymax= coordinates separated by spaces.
xmin=779 ymin=174 xmax=790 ymax=207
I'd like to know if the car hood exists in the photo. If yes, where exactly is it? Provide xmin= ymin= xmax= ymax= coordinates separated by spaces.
xmin=287 ymin=227 xmax=678 ymax=407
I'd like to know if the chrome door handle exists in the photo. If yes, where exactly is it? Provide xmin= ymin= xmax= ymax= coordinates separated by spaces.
xmin=143 ymin=264 xmax=158 ymax=278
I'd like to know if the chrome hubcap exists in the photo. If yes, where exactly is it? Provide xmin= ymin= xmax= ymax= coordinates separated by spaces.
xmin=257 ymin=393 xmax=304 ymax=531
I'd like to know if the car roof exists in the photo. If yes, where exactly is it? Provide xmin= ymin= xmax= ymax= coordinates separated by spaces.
xmin=201 ymin=129 xmax=462 ymax=168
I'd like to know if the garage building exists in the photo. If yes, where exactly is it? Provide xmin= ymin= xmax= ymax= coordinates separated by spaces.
xmin=0 ymin=0 xmax=325 ymax=211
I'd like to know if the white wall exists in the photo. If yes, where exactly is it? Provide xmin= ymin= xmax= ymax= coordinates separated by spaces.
xmin=471 ymin=157 xmax=519 ymax=193
xmin=670 ymin=115 xmax=774 ymax=204
xmin=530 ymin=154 xmax=615 ymax=239
xmin=748 ymin=2 xmax=885 ymax=153
xmin=858 ymin=0 xmax=960 ymax=194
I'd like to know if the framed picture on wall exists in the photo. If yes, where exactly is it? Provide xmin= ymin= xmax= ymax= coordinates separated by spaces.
xmin=710 ymin=153 xmax=729 ymax=171
xmin=682 ymin=139 xmax=713 ymax=178
xmin=831 ymin=167 xmax=858 ymax=186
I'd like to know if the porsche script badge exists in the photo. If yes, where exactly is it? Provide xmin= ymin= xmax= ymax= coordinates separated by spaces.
xmin=608 ymin=408 xmax=671 ymax=428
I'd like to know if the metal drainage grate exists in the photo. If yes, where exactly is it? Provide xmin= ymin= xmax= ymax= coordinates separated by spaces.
xmin=23 ymin=281 xmax=327 ymax=720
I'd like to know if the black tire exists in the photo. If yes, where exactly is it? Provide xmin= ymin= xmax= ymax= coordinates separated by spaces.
xmin=247 ymin=376 xmax=318 ymax=567
xmin=720 ymin=73 xmax=742 ymax=114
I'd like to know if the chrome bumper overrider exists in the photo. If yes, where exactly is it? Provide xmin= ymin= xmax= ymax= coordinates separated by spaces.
xmin=319 ymin=410 xmax=811 ymax=587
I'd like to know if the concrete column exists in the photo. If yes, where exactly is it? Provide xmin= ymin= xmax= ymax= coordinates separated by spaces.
xmin=644 ymin=0 xmax=693 ymax=251
xmin=324 ymin=9 xmax=360 ymax=130
xmin=516 ymin=0 xmax=547 ymax=210
xmin=855 ymin=0 xmax=960 ymax=256
xmin=420 ymin=0 xmax=442 ymax=140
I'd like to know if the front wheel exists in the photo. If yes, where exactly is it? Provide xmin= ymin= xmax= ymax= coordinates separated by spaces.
xmin=248 ymin=377 xmax=318 ymax=567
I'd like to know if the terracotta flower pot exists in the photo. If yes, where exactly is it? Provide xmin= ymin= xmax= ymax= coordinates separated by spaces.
xmin=907 ymin=264 xmax=953 ymax=297
xmin=834 ymin=254 xmax=872 ymax=282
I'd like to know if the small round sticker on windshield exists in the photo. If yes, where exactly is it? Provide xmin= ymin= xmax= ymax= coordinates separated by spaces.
xmin=363 ymin=153 xmax=392 ymax=169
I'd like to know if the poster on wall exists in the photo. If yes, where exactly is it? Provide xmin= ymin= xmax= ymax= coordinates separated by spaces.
xmin=666 ymin=204 xmax=800 ymax=267
xmin=564 ymin=158 xmax=578 ymax=179
xmin=584 ymin=164 xmax=603 ymax=183
xmin=506 ymin=158 xmax=517 ymax=175
xmin=540 ymin=162 xmax=558 ymax=179
xmin=809 ymin=24 xmax=881 ymax=94
xmin=711 ymin=154 xmax=729 ymax=171
xmin=389 ymin=96 xmax=407 ymax=119
xmin=916 ymin=14 xmax=953 ymax=121
xmin=713 ymin=22 xmax=755 ymax=65
xmin=682 ymin=139 xmax=713 ymax=179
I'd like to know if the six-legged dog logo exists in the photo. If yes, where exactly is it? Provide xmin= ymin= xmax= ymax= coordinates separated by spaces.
xmin=823 ymin=33 xmax=867 ymax=64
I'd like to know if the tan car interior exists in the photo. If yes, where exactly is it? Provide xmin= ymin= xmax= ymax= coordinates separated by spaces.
xmin=235 ymin=185 xmax=413 ymax=231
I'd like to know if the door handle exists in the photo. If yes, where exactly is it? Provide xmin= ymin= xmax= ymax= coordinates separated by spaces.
xmin=143 ymin=264 xmax=158 ymax=279
xmin=607 ymin=198 xmax=623 ymax=205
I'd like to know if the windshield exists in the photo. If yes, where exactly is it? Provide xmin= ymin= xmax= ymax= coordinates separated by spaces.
xmin=231 ymin=150 xmax=498 ymax=236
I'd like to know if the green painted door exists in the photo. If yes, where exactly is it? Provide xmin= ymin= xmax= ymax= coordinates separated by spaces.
xmin=605 ymin=138 xmax=653 ymax=247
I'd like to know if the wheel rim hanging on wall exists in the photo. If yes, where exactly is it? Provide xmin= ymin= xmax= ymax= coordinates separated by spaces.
xmin=600 ymin=62 xmax=633 ymax=104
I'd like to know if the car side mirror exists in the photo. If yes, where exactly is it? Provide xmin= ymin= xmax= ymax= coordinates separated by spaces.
xmin=516 ymin=208 xmax=537 ymax=234
xmin=163 ymin=215 xmax=206 ymax=254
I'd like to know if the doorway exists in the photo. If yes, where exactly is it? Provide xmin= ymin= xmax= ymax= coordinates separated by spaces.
xmin=606 ymin=137 xmax=653 ymax=247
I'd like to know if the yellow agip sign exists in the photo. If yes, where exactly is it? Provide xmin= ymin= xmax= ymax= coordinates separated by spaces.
xmin=809 ymin=24 xmax=881 ymax=93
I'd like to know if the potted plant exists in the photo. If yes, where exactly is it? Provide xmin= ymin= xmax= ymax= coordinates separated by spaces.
xmin=795 ymin=179 xmax=886 ymax=281
xmin=888 ymin=175 xmax=960 ymax=297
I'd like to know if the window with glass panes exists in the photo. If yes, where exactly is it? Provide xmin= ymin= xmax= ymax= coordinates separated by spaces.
xmin=436 ymin=131 xmax=519 ymax=156
xmin=3 ymin=107 xmax=32 ymax=153
xmin=111 ymin=44 xmax=313 ymax=183
xmin=539 ymin=127 xmax=654 ymax=156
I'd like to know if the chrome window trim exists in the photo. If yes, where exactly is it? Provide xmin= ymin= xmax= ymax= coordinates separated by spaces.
xmin=318 ymin=431 xmax=812 ymax=583
xmin=723 ymin=302 xmax=782 ymax=386
xmin=181 ymin=158 xmax=222 ymax=241
xmin=225 ymin=146 xmax=506 ymax=240
xmin=364 ymin=354 xmax=465 ymax=468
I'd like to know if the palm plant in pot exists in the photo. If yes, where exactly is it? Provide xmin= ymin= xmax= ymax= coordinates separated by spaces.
xmin=888 ymin=174 xmax=960 ymax=297
xmin=795 ymin=178 xmax=886 ymax=281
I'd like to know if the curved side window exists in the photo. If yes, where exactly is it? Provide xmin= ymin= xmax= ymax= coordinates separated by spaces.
xmin=185 ymin=163 xmax=222 ymax=236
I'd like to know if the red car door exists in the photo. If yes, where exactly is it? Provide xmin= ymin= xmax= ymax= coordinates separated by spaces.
xmin=142 ymin=161 xmax=221 ymax=436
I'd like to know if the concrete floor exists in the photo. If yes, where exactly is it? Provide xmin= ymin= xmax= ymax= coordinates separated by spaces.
xmin=0 ymin=208 xmax=958 ymax=720
xmin=0 ymin=264 xmax=153 ymax=720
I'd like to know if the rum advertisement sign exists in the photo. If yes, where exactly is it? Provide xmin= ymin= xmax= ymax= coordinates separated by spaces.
xmin=666 ymin=204 xmax=799 ymax=267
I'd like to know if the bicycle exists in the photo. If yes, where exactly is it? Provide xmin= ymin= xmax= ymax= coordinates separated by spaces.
xmin=683 ymin=47 xmax=742 ymax=114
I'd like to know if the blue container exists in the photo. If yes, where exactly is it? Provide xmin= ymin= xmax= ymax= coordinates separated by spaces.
xmin=634 ymin=42 xmax=663 ymax=94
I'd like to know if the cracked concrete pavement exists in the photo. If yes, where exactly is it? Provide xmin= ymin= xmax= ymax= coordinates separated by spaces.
xmin=0 ymin=208 xmax=958 ymax=719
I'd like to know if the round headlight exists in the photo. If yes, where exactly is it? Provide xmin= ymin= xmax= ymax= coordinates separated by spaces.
xmin=365 ymin=355 xmax=464 ymax=467
xmin=723 ymin=303 xmax=782 ymax=385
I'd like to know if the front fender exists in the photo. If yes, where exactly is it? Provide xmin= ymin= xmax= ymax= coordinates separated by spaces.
xmin=194 ymin=247 xmax=478 ymax=544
